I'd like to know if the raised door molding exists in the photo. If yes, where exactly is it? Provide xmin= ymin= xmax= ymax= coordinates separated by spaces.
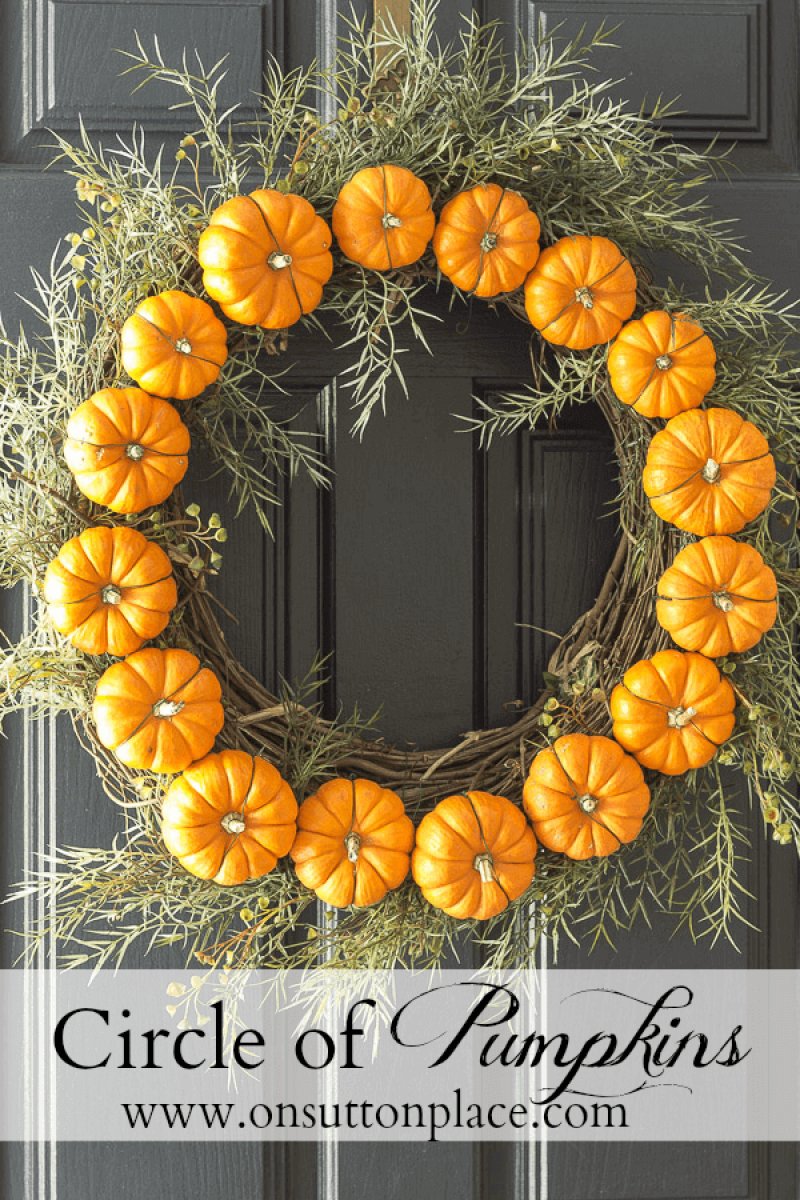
xmin=525 ymin=0 xmax=798 ymax=174
xmin=1 ymin=0 xmax=346 ymax=162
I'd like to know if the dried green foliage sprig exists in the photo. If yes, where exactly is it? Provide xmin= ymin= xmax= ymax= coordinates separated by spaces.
xmin=1 ymin=1 xmax=798 ymax=971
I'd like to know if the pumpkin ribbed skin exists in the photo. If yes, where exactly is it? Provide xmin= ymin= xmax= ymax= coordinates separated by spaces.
xmin=432 ymin=183 xmax=541 ymax=298
xmin=656 ymin=535 xmax=778 ymax=657
xmin=162 ymin=750 xmax=297 ymax=886
xmin=291 ymin=777 xmax=414 ymax=908
xmin=198 ymin=189 xmax=333 ymax=329
xmin=92 ymin=647 xmax=224 ymax=774
xmin=610 ymin=649 xmax=736 ymax=775
xmin=607 ymin=311 xmax=716 ymax=418
xmin=412 ymin=791 xmax=537 ymax=920
xmin=523 ymin=734 xmax=650 ymax=860
xmin=120 ymin=290 xmax=228 ymax=400
xmin=643 ymin=408 xmax=776 ymax=535
xmin=43 ymin=526 xmax=176 ymax=657
xmin=524 ymin=235 xmax=637 ymax=349
xmin=333 ymin=165 xmax=435 ymax=270
xmin=64 ymin=388 xmax=190 ymax=514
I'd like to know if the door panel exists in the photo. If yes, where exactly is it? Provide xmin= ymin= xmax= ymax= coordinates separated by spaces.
xmin=526 ymin=0 xmax=797 ymax=171
xmin=1 ymin=1 xmax=797 ymax=1199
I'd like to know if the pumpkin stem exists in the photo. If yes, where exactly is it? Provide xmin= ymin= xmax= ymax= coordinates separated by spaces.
xmin=268 ymin=251 xmax=293 ymax=270
xmin=221 ymin=812 xmax=246 ymax=835
xmin=153 ymin=699 xmax=185 ymax=718
xmin=701 ymin=457 xmax=721 ymax=483
xmin=473 ymin=852 xmax=495 ymax=884
xmin=574 ymin=286 xmax=594 ymax=309
xmin=655 ymin=354 xmax=672 ymax=371
xmin=101 ymin=585 xmax=122 ymax=606
xmin=382 ymin=213 xmax=403 ymax=229
xmin=577 ymin=793 xmax=599 ymax=813
xmin=712 ymin=590 xmax=734 ymax=612
xmin=175 ymin=337 xmax=192 ymax=355
xmin=126 ymin=443 xmax=145 ymax=461
xmin=667 ymin=705 xmax=698 ymax=729
xmin=479 ymin=231 xmax=498 ymax=252
xmin=345 ymin=832 xmax=362 ymax=863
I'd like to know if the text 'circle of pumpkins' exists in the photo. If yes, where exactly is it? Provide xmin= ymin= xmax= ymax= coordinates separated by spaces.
xmin=332 ymin=164 xmax=435 ymax=271
xmin=607 ymin=310 xmax=716 ymax=419
xmin=64 ymin=388 xmax=190 ymax=514
xmin=161 ymin=750 xmax=298 ymax=886
xmin=524 ymin=234 xmax=637 ymax=350
xmin=523 ymin=733 xmax=650 ymax=860
xmin=92 ymin=647 xmax=224 ymax=774
xmin=656 ymin=535 xmax=778 ymax=657
xmin=610 ymin=649 xmax=736 ymax=775
xmin=290 ymin=777 xmax=414 ymax=908
xmin=642 ymin=407 xmax=776 ymax=536
xmin=432 ymin=183 xmax=541 ymax=298
xmin=120 ymin=290 xmax=228 ymax=401
xmin=412 ymin=791 xmax=537 ymax=921
xmin=43 ymin=526 xmax=177 ymax=658
xmin=198 ymin=189 xmax=333 ymax=329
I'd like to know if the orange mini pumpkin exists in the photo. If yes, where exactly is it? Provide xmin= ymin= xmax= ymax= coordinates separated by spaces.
xmin=332 ymin=164 xmax=435 ymax=270
xmin=607 ymin=310 xmax=716 ymax=418
xmin=610 ymin=649 xmax=736 ymax=775
xmin=412 ymin=791 xmax=537 ymax=920
xmin=291 ymin=777 xmax=414 ymax=908
xmin=120 ymin=290 xmax=228 ymax=400
xmin=523 ymin=734 xmax=650 ymax=860
xmin=43 ymin=526 xmax=176 ymax=657
xmin=643 ymin=407 xmax=776 ymax=535
xmin=64 ymin=388 xmax=190 ymax=514
xmin=432 ymin=183 xmax=541 ymax=298
xmin=656 ymin=535 xmax=778 ymax=657
xmin=198 ymin=189 xmax=333 ymax=329
xmin=161 ymin=750 xmax=297 ymax=886
xmin=92 ymin=647 xmax=224 ymax=774
xmin=524 ymin=235 xmax=637 ymax=349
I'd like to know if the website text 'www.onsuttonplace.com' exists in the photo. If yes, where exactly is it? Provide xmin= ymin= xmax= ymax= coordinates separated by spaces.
xmin=121 ymin=1090 xmax=629 ymax=1142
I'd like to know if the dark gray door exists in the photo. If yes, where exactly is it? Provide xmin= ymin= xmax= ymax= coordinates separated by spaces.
xmin=1 ymin=1 xmax=797 ymax=1198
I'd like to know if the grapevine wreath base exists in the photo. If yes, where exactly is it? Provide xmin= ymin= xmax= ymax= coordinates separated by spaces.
xmin=2 ymin=4 xmax=799 ymax=971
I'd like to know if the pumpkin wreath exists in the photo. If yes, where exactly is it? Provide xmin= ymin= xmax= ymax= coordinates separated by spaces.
xmin=1 ymin=5 xmax=798 ymax=971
